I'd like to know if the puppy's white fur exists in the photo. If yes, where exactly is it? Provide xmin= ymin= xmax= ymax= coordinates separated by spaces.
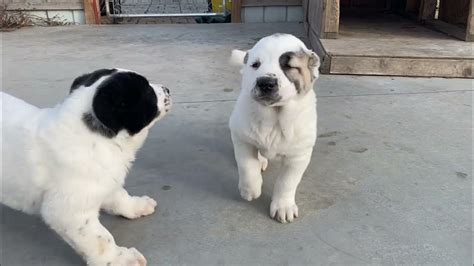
xmin=0 ymin=69 xmax=170 ymax=265
xmin=229 ymin=34 xmax=319 ymax=223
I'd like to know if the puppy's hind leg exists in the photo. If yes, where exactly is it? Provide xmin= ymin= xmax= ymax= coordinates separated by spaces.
xmin=41 ymin=188 xmax=147 ymax=266
xmin=231 ymin=135 xmax=263 ymax=201
xmin=102 ymin=188 xmax=157 ymax=220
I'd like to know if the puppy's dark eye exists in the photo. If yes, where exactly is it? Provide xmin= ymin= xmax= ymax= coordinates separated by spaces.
xmin=251 ymin=61 xmax=261 ymax=69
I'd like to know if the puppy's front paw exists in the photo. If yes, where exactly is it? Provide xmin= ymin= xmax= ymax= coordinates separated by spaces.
xmin=239 ymin=187 xmax=261 ymax=201
xmin=238 ymin=181 xmax=262 ymax=201
xmin=270 ymin=199 xmax=299 ymax=223
xmin=123 ymin=196 xmax=157 ymax=220
xmin=110 ymin=247 xmax=147 ymax=266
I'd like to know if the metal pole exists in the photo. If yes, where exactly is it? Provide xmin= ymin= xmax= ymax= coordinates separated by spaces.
xmin=104 ymin=0 xmax=225 ymax=18
xmin=106 ymin=12 xmax=224 ymax=17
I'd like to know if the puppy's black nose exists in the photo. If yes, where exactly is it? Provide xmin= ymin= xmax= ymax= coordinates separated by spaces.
xmin=256 ymin=77 xmax=278 ymax=94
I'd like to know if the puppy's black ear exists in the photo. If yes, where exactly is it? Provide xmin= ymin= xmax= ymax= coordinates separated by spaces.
xmin=70 ymin=69 xmax=117 ymax=93
xmin=92 ymin=72 xmax=158 ymax=137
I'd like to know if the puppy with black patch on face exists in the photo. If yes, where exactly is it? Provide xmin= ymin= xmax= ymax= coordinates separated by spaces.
xmin=229 ymin=34 xmax=320 ymax=223
xmin=0 ymin=69 xmax=171 ymax=265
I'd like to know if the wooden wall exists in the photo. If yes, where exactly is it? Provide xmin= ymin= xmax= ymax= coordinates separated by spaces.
xmin=439 ymin=0 xmax=470 ymax=26
xmin=303 ymin=0 xmax=339 ymax=39
xmin=303 ymin=0 xmax=340 ymax=73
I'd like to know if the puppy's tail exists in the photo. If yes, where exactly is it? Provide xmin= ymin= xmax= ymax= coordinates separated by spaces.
xmin=229 ymin=49 xmax=247 ymax=67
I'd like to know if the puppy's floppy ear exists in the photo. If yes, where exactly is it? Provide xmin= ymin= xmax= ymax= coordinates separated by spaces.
xmin=70 ymin=69 xmax=117 ymax=93
xmin=307 ymin=50 xmax=320 ymax=81
xmin=230 ymin=49 xmax=248 ymax=66
xmin=92 ymin=72 xmax=158 ymax=137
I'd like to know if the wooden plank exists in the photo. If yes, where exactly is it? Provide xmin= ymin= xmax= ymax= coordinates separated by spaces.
xmin=304 ymin=0 xmax=339 ymax=39
xmin=83 ymin=0 xmax=100 ymax=24
xmin=302 ymin=0 xmax=309 ymax=35
xmin=467 ymin=0 xmax=474 ymax=41
xmin=307 ymin=0 xmax=324 ymax=37
xmin=5 ymin=2 xmax=83 ymax=10
xmin=330 ymin=56 xmax=474 ymax=78
xmin=323 ymin=0 xmax=339 ymax=38
xmin=242 ymin=0 xmax=302 ymax=7
xmin=418 ymin=0 xmax=437 ymax=21
xmin=232 ymin=0 xmax=242 ymax=23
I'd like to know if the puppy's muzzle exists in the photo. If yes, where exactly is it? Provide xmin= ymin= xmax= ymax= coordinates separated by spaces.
xmin=256 ymin=76 xmax=278 ymax=95
xmin=253 ymin=76 xmax=281 ymax=105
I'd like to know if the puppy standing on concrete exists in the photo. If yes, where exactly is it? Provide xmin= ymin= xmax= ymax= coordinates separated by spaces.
xmin=229 ymin=34 xmax=320 ymax=223
xmin=1 ymin=69 xmax=171 ymax=265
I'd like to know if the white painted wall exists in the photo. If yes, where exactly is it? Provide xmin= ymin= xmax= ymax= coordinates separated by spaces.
xmin=242 ymin=6 xmax=303 ymax=23
xmin=24 ymin=10 xmax=86 ymax=25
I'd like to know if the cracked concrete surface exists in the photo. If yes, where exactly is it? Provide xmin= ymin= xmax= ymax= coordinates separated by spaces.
xmin=1 ymin=23 xmax=472 ymax=265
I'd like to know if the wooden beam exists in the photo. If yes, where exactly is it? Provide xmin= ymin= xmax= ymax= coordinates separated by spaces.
xmin=418 ymin=0 xmax=436 ymax=21
xmin=241 ymin=0 xmax=302 ymax=7
xmin=83 ymin=0 xmax=100 ymax=24
xmin=302 ymin=0 xmax=309 ymax=35
xmin=330 ymin=56 xmax=474 ymax=78
xmin=232 ymin=0 xmax=242 ymax=23
xmin=323 ymin=0 xmax=339 ymax=38
xmin=467 ymin=0 xmax=474 ymax=41
xmin=308 ymin=0 xmax=323 ymax=36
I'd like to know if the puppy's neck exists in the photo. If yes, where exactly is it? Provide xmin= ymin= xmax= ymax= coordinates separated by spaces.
xmin=82 ymin=112 xmax=116 ymax=138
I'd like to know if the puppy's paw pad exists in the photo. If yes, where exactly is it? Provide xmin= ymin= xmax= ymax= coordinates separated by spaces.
xmin=239 ymin=186 xmax=261 ymax=201
xmin=270 ymin=199 xmax=299 ymax=223
xmin=126 ymin=196 xmax=157 ymax=219
xmin=112 ymin=247 xmax=147 ymax=266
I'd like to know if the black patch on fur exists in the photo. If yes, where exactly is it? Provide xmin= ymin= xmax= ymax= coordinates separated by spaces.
xmin=279 ymin=52 xmax=302 ymax=93
xmin=83 ymin=112 xmax=116 ymax=138
xmin=70 ymin=69 xmax=117 ymax=93
xmin=279 ymin=51 xmax=294 ymax=70
xmin=88 ymin=72 xmax=158 ymax=138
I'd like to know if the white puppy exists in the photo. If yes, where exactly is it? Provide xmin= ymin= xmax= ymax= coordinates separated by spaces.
xmin=229 ymin=34 xmax=320 ymax=223
xmin=0 ymin=69 xmax=171 ymax=265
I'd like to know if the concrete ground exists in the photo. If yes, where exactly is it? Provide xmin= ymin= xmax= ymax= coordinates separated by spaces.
xmin=1 ymin=23 xmax=472 ymax=265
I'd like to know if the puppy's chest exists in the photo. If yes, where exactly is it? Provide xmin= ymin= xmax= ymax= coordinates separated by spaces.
xmin=249 ymin=120 xmax=300 ymax=157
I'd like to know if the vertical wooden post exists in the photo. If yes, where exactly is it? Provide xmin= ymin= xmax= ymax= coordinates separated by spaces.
xmin=302 ymin=0 xmax=309 ymax=35
xmin=84 ymin=0 xmax=101 ymax=24
xmin=467 ymin=0 xmax=474 ymax=41
xmin=232 ymin=0 xmax=242 ymax=22
xmin=418 ymin=0 xmax=437 ymax=21
xmin=323 ymin=0 xmax=340 ymax=39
